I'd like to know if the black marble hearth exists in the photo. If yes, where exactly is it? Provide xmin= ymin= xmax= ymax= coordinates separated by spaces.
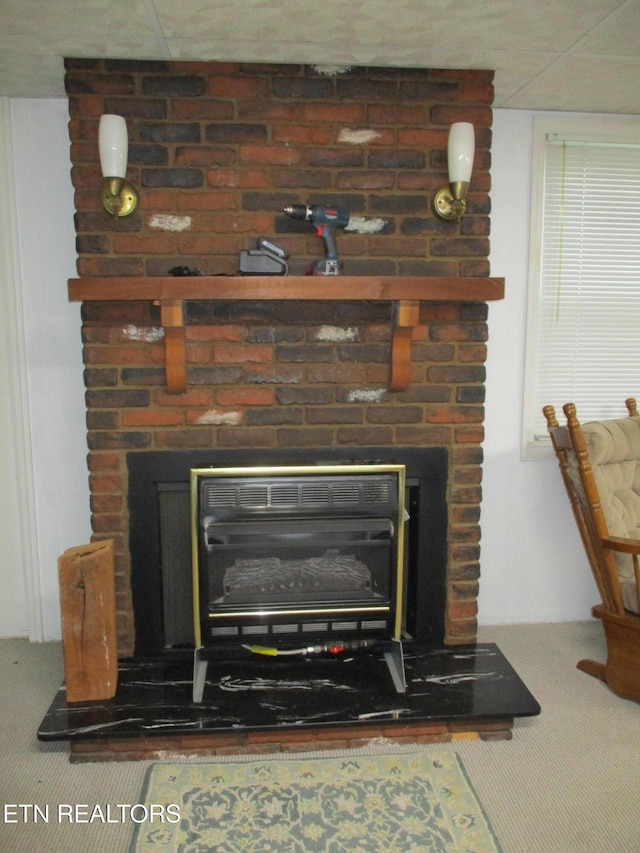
xmin=38 ymin=643 xmax=540 ymax=750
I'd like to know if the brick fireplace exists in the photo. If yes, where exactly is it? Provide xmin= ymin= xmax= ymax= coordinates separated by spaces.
xmin=64 ymin=58 xmax=499 ymax=659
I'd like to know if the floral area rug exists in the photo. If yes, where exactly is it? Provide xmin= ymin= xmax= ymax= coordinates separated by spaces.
xmin=131 ymin=748 xmax=502 ymax=852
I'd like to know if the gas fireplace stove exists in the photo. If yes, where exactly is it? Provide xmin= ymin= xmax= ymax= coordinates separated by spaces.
xmin=190 ymin=464 xmax=407 ymax=700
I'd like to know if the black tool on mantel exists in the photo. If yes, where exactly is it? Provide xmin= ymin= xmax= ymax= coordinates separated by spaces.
xmin=283 ymin=203 xmax=350 ymax=276
xmin=239 ymin=237 xmax=289 ymax=275
xmin=169 ymin=265 xmax=202 ymax=276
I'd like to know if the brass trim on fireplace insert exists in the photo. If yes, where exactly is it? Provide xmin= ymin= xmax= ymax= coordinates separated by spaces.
xmin=190 ymin=463 xmax=406 ymax=648
xmin=208 ymin=605 xmax=392 ymax=620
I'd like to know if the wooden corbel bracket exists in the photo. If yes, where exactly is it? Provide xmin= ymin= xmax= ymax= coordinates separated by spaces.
xmin=157 ymin=299 xmax=186 ymax=394
xmin=390 ymin=300 xmax=421 ymax=391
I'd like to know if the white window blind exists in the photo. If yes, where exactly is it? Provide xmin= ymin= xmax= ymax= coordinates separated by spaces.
xmin=525 ymin=118 xmax=640 ymax=450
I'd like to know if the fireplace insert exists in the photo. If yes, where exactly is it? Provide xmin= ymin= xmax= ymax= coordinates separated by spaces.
xmin=127 ymin=447 xmax=448 ymax=659
xmin=191 ymin=463 xmax=407 ymax=699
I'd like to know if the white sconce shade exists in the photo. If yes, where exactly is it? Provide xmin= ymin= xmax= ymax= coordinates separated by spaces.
xmin=447 ymin=122 xmax=475 ymax=184
xmin=98 ymin=114 xmax=137 ymax=216
xmin=99 ymin=114 xmax=128 ymax=179
xmin=433 ymin=121 xmax=475 ymax=220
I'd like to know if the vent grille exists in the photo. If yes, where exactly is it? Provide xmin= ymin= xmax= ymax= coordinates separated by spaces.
xmin=238 ymin=486 xmax=269 ymax=507
xmin=331 ymin=483 xmax=361 ymax=503
xmin=270 ymin=485 xmax=299 ymax=506
xmin=209 ymin=619 xmax=392 ymax=639
xmin=363 ymin=482 xmax=392 ymax=503
xmin=202 ymin=473 xmax=396 ymax=511
xmin=301 ymin=484 xmax=331 ymax=504
xmin=204 ymin=485 xmax=236 ymax=507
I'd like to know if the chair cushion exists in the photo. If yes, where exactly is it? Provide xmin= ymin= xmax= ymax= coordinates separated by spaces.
xmin=583 ymin=418 xmax=640 ymax=614
xmin=582 ymin=417 xmax=640 ymax=465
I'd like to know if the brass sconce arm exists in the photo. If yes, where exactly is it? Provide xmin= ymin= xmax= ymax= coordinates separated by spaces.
xmin=102 ymin=176 xmax=137 ymax=217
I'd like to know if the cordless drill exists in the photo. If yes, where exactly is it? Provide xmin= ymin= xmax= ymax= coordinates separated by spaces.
xmin=283 ymin=203 xmax=350 ymax=275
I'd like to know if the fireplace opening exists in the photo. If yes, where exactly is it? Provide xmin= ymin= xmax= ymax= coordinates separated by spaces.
xmin=192 ymin=465 xmax=406 ymax=647
xmin=128 ymin=447 xmax=448 ymax=658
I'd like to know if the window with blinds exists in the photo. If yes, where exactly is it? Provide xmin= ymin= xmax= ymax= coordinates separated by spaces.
xmin=523 ymin=116 xmax=640 ymax=457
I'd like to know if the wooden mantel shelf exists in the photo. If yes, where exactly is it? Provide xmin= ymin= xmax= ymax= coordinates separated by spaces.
xmin=68 ymin=275 xmax=505 ymax=393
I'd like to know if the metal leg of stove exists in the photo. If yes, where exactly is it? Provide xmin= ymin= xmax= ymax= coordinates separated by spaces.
xmin=193 ymin=647 xmax=208 ymax=703
xmin=384 ymin=638 xmax=407 ymax=693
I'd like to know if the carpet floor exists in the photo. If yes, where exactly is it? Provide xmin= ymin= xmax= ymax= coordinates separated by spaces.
xmin=0 ymin=622 xmax=638 ymax=852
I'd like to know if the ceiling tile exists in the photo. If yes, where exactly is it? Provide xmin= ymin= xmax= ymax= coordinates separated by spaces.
xmin=2 ymin=0 xmax=155 ymax=36
xmin=0 ymin=0 xmax=638 ymax=112
xmin=572 ymin=1 xmax=640 ymax=55
xmin=153 ymin=0 xmax=623 ymax=52
xmin=502 ymin=54 xmax=640 ymax=113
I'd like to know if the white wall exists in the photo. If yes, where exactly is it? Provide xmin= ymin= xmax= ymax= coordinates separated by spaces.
xmin=8 ymin=99 xmax=91 ymax=640
xmin=481 ymin=109 xmax=598 ymax=624
xmin=0 ymin=98 xmax=31 ymax=637
xmin=5 ymin=101 xmax=600 ymax=641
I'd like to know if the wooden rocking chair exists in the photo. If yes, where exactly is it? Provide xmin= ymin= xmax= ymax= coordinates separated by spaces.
xmin=544 ymin=399 xmax=640 ymax=701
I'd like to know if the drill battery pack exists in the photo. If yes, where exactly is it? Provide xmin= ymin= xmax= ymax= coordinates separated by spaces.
xmin=239 ymin=237 xmax=289 ymax=275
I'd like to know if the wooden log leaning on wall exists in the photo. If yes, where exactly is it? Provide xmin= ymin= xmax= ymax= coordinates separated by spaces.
xmin=58 ymin=539 xmax=118 ymax=702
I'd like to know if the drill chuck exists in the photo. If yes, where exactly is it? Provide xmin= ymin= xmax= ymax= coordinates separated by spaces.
xmin=283 ymin=203 xmax=309 ymax=221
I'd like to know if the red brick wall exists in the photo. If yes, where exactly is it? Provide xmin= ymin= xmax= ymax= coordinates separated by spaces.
xmin=65 ymin=60 xmax=493 ymax=656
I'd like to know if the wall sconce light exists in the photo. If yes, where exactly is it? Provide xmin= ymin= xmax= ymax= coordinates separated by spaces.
xmin=433 ymin=122 xmax=475 ymax=221
xmin=99 ymin=114 xmax=137 ymax=217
